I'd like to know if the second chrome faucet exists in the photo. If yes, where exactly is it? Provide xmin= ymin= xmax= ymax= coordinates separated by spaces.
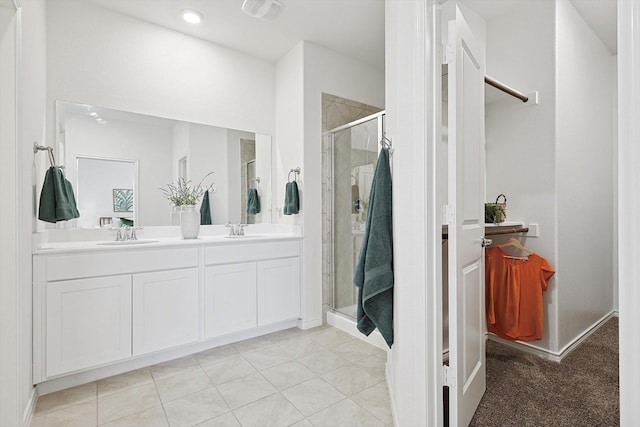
xmin=225 ymin=222 xmax=247 ymax=237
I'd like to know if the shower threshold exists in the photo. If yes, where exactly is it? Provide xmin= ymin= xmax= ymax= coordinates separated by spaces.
xmin=327 ymin=309 xmax=388 ymax=351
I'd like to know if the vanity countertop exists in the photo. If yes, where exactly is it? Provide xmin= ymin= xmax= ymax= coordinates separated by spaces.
xmin=34 ymin=233 xmax=302 ymax=255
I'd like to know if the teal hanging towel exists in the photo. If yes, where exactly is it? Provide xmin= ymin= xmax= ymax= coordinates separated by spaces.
xmin=247 ymin=188 xmax=261 ymax=215
xmin=38 ymin=166 xmax=80 ymax=223
xmin=353 ymin=148 xmax=394 ymax=348
xmin=284 ymin=181 xmax=299 ymax=215
xmin=200 ymin=190 xmax=212 ymax=225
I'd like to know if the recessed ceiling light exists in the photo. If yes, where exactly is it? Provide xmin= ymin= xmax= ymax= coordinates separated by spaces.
xmin=182 ymin=9 xmax=203 ymax=24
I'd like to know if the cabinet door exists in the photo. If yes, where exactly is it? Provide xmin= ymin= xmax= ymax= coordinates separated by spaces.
xmin=257 ymin=258 xmax=301 ymax=326
xmin=46 ymin=275 xmax=132 ymax=377
xmin=204 ymin=263 xmax=257 ymax=339
xmin=133 ymin=268 xmax=199 ymax=356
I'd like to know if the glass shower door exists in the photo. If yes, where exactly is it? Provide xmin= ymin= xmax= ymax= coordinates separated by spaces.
xmin=329 ymin=113 xmax=384 ymax=319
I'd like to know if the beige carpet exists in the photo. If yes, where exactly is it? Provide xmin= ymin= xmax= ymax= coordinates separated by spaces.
xmin=469 ymin=318 xmax=619 ymax=426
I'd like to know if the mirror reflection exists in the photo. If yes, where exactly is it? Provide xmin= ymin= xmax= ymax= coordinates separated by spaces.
xmin=56 ymin=100 xmax=272 ymax=228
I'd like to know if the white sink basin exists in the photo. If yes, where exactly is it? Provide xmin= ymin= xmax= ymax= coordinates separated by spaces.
xmin=97 ymin=240 xmax=159 ymax=246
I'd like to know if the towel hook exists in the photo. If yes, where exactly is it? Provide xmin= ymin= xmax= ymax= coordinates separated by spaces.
xmin=288 ymin=167 xmax=300 ymax=182
xmin=379 ymin=135 xmax=394 ymax=154
xmin=250 ymin=177 xmax=261 ymax=189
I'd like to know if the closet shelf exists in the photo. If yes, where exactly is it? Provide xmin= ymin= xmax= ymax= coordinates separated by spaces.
xmin=441 ymin=224 xmax=528 ymax=240
xmin=485 ymin=224 xmax=529 ymax=236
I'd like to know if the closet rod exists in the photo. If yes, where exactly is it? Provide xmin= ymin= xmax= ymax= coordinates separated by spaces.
xmin=484 ymin=75 xmax=529 ymax=103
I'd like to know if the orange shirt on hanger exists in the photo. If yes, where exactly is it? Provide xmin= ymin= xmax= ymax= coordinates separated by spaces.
xmin=485 ymin=246 xmax=555 ymax=341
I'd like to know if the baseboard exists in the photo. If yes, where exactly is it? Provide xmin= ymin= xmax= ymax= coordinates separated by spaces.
xmin=488 ymin=334 xmax=563 ymax=362
xmin=297 ymin=317 xmax=323 ymax=330
xmin=556 ymin=311 xmax=617 ymax=360
xmin=22 ymin=387 xmax=37 ymax=427
xmin=488 ymin=310 xmax=617 ymax=362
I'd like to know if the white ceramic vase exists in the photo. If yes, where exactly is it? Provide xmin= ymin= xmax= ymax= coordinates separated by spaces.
xmin=180 ymin=204 xmax=200 ymax=239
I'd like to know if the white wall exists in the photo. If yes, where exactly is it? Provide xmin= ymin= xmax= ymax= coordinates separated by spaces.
xmin=46 ymin=0 xmax=275 ymax=135
xmin=617 ymin=2 xmax=640 ymax=422
xmin=0 ymin=3 xmax=20 ymax=424
xmin=275 ymin=42 xmax=306 ymax=320
xmin=0 ymin=0 xmax=47 ymax=424
xmin=556 ymin=0 xmax=614 ymax=350
xmin=612 ymin=54 xmax=618 ymax=313
xmin=21 ymin=0 xmax=48 ymax=421
xmin=275 ymin=43 xmax=304 ymax=227
xmin=484 ymin=2 xmax=559 ymax=352
xmin=386 ymin=1 xmax=440 ymax=425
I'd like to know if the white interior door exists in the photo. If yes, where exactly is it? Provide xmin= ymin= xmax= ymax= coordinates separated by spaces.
xmin=446 ymin=4 xmax=486 ymax=426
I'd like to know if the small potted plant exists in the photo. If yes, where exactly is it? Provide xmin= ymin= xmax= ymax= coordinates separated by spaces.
xmin=485 ymin=194 xmax=507 ymax=224
xmin=160 ymin=172 xmax=213 ymax=239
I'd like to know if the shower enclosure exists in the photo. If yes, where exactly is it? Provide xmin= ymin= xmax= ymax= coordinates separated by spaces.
xmin=326 ymin=111 xmax=385 ymax=319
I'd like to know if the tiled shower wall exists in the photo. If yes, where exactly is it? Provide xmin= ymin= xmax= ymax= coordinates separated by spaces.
xmin=321 ymin=93 xmax=382 ymax=322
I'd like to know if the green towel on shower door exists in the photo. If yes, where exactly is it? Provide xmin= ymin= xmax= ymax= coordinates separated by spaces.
xmin=353 ymin=148 xmax=393 ymax=348
xmin=38 ymin=166 xmax=80 ymax=223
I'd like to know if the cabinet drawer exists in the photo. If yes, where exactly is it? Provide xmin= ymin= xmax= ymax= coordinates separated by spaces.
xmin=45 ymin=248 xmax=198 ymax=281
xmin=205 ymin=241 xmax=300 ymax=265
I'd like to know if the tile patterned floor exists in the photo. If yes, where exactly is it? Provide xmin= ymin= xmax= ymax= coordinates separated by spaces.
xmin=30 ymin=326 xmax=393 ymax=427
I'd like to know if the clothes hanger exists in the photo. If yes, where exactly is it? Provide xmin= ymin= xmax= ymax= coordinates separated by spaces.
xmin=498 ymin=237 xmax=534 ymax=260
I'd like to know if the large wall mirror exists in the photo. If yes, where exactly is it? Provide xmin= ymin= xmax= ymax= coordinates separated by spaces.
xmin=56 ymin=100 xmax=272 ymax=228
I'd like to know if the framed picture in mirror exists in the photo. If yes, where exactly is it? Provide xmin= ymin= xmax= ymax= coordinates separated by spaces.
xmin=113 ymin=188 xmax=134 ymax=212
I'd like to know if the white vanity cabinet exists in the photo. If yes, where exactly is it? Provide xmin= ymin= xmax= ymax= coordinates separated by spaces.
xmin=45 ymin=275 xmax=132 ymax=377
xmin=203 ymin=240 xmax=301 ymax=339
xmin=33 ymin=236 xmax=302 ymax=387
xmin=133 ymin=268 xmax=199 ymax=356
xmin=34 ymin=247 xmax=199 ymax=381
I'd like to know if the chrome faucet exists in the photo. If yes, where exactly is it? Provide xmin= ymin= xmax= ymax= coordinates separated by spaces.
xmin=225 ymin=222 xmax=247 ymax=237
xmin=113 ymin=225 xmax=141 ymax=242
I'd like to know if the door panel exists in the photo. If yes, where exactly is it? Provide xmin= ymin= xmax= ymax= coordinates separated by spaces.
xmin=204 ymin=263 xmax=257 ymax=338
xmin=132 ymin=268 xmax=199 ymax=356
xmin=447 ymin=3 xmax=486 ymax=426
xmin=46 ymin=275 xmax=132 ymax=377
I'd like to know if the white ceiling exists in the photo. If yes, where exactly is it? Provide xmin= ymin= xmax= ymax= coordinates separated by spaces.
xmin=83 ymin=0 xmax=615 ymax=80
xmin=570 ymin=0 xmax=617 ymax=54
xmin=86 ymin=0 xmax=386 ymax=70
xmin=461 ymin=0 xmax=617 ymax=55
